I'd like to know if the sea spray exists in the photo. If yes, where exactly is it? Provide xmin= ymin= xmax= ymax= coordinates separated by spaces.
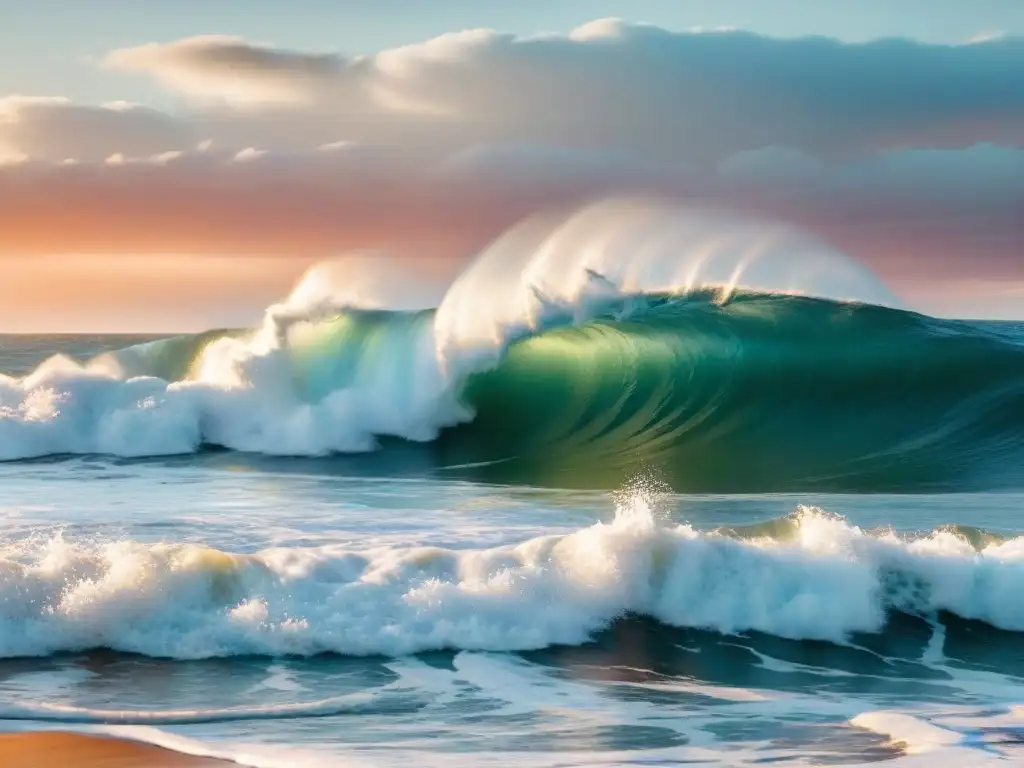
xmin=3 ymin=499 xmax=1024 ymax=659
xmin=1 ymin=198 xmax=1022 ymax=492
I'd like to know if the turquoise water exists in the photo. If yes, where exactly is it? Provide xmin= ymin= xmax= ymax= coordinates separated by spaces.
xmin=1 ymin=322 xmax=1024 ymax=766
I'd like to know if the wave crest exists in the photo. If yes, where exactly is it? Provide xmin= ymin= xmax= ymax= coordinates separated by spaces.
xmin=434 ymin=198 xmax=899 ymax=374
xmin=2 ymin=197 xmax=1022 ymax=491
xmin=2 ymin=497 xmax=1024 ymax=659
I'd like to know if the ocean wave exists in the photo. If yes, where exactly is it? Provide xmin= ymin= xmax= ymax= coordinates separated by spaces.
xmin=2 ymin=496 xmax=1024 ymax=660
xmin=1 ymin=198 xmax=1022 ymax=491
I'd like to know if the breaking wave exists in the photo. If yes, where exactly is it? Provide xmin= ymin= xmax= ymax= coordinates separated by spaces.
xmin=1 ymin=197 xmax=1022 ymax=491
xmin=3 ymin=495 xmax=1024 ymax=659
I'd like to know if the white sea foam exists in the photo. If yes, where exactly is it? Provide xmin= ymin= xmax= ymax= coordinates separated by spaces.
xmin=1 ymin=499 xmax=1024 ymax=660
xmin=851 ymin=707 xmax=1024 ymax=764
xmin=434 ymin=197 xmax=898 ymax=374
xmin=0 ymin=197 xmax=898 ymax=460
xmin=12 ymin=655 xmax=1019 ymax=767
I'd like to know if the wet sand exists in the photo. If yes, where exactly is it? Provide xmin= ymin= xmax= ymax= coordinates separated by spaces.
xmin=0 ymin=732 xmax=234 ymax=767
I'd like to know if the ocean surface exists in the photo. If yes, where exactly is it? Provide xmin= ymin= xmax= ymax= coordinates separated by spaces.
xmin=2 ymin=205 xmax=1024 ymax=766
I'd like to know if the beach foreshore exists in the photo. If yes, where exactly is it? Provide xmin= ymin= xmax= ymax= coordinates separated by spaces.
xmin=0 ymin=732 xmax=235 ymax=767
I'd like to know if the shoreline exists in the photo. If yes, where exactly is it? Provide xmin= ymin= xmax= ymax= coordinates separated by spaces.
xmin=0 ymin=732 xmax=235 ymax=767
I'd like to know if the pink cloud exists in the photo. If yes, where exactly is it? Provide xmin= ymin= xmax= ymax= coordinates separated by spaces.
xmin=0 ymin=21 xmax=1022 ymax=321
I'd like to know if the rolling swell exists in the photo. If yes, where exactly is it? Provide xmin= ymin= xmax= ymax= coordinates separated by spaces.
xmin=3 ymin=197 xmax=1023 ymax=491
xmin=4 ymin=291 xmax=1024 ymax=493
xmin=435 ymin=293 xmax=1024 ymax=491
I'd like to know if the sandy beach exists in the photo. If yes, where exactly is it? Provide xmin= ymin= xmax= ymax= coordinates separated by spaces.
xmin=0 ymin=732 xmax=234 ymax=767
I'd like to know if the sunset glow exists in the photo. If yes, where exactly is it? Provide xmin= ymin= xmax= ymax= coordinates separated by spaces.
xmin=0 ymin=5 xmax=1022 ymax=328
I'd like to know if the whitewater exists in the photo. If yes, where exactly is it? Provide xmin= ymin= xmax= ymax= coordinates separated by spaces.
xmin=3 ymin=464 xmax=1024 ymax=766
xmin=0 ymin=198 xmax=902 ymax=460
xmin=3 ymin=198 xmax=1024 ymax=765
xmin=4 ymin=495 xmax=1024 ymax=660
xmin=3 ymin=198 xmax=1024 ymax=496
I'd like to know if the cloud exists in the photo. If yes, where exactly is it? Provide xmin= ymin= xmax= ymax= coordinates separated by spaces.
xmin=7 ymin=22 xmax=1023 ymax=166
xmin=968 ymin=30 xmax=1005 ymax=44
xmin=0 ymin=141 xmax=1019 ymax=291
xmin=718 ymin=147 xmax=824 ymax=186
xmin=1 ymin=20 xmax=1023 ymax=320
xmin=717 ymin=143 xmax=1024 ymax=209
xmin=715 ymin=143 xmax=1024 ymax=288
xmin=0 ymin=97 xmax=194 ymax=162
xmin=105 ymin=35 xmax=345 ymax=107
xmin=0 ymin=144 xmax=630 ymax=258
xmin=99 ymin=21 xmax=1024 ymax=164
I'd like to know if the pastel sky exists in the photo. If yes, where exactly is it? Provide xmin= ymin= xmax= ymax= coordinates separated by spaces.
xmin=1 ymin=0 xmax=1022 ymax=331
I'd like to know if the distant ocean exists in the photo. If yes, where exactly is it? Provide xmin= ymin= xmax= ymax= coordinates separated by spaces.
xmin=2 ymin=204 xmax=1024 ymax=765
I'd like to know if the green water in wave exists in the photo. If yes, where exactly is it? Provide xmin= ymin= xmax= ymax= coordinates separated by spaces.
xmin=105 ymin=293 xmax=1024 ymax=492
xmin=437 ymin=295 xmax=1024 ymax=491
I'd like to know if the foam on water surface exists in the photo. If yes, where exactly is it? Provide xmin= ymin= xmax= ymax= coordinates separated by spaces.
xmin=3 ymin=494 xmax=1024 ymax=659
xmin=1 ymin=199 xmax=1023 ymax=764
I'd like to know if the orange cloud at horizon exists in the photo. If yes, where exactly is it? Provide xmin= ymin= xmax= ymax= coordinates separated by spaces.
xmin=1 ymin=152 xmax=1019 ymax=311
xmin=0 ymin=216 xmax=1020 ymax=334
xmin=0 ymin=20 xmax=1021 ymax=328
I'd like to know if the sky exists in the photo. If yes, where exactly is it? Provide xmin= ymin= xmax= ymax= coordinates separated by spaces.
xmin=1 ymin=0 xmax=1022 ymax=330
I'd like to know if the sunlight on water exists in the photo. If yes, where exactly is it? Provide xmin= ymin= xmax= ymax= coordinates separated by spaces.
xmin=1 ymin=200 xmax=1023 ymax=766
